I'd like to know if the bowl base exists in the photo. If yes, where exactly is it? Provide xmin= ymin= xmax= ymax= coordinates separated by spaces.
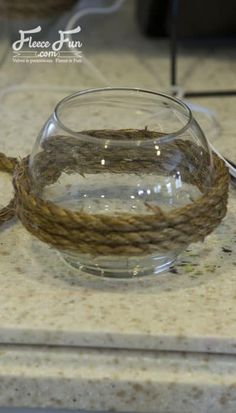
xmin=60 ymin=251 xmax=179 ymax=279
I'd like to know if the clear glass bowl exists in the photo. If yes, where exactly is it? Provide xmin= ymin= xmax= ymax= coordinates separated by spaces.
xmin=29 ymin=87 xmax=213 ymax=278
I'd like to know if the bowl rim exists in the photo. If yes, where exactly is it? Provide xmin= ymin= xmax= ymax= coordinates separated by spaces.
xmin=54 ymin=87 xmax=195 ymax=146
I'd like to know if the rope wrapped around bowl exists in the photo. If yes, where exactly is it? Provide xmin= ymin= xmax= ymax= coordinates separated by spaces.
xmin=7 ymin=129 xmax=229 ymax=256
xmin=0 ymin=153 xmax=18 ymax=224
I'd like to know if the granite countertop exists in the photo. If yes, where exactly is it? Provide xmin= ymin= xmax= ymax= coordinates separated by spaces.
xmin=0 ymin=182 xmax=235 ymax=355
xmin=0 ymin=0 xmax=236 ymax=411
xmin=0 ymin=346 xmax=236 ymax=413
xmin=0 ymin=87 xmax=235 ymax=356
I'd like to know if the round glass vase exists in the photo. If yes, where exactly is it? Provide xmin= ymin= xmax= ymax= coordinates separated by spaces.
xmin=29 ymin=87 xmax=213 ymax=279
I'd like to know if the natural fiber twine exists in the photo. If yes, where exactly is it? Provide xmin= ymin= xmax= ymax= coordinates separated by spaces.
xmin=0 ymin=153 xmax=18 ymax=224
xmin=0 ymin=129 xmax=229 ymax=256
xmin=0 ymin=0 xmax=76 ymax=18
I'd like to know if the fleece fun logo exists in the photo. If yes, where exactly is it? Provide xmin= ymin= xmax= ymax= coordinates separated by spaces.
xmin=12 ymin=26 xmax=83 ymax=63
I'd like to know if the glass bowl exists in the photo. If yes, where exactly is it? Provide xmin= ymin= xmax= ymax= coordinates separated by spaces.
xmin=29 ymin=87 xmax=213 ymax=278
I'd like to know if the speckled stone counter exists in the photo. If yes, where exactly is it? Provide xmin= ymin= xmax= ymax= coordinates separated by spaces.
xmin=0 ymin=188 xmax=236 ymax=355
xmin=0 ymin=91 xmax=235 ymax=413
xmin=0 ymin=346 xmax=236 ymax=413
xmin=0 ymin=0 xmax=236 ymax=411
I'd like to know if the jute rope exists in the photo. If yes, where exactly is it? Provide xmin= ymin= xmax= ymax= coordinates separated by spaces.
xmin=0 ymin=129 xmax=229 ymax=256
xmin=32 ymin=130 xmax=212 ymax=192
xmin=0 ymin=153 xmax=18 ymax=224
xmin=0 ymin=0 xmax=77 ymax=18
